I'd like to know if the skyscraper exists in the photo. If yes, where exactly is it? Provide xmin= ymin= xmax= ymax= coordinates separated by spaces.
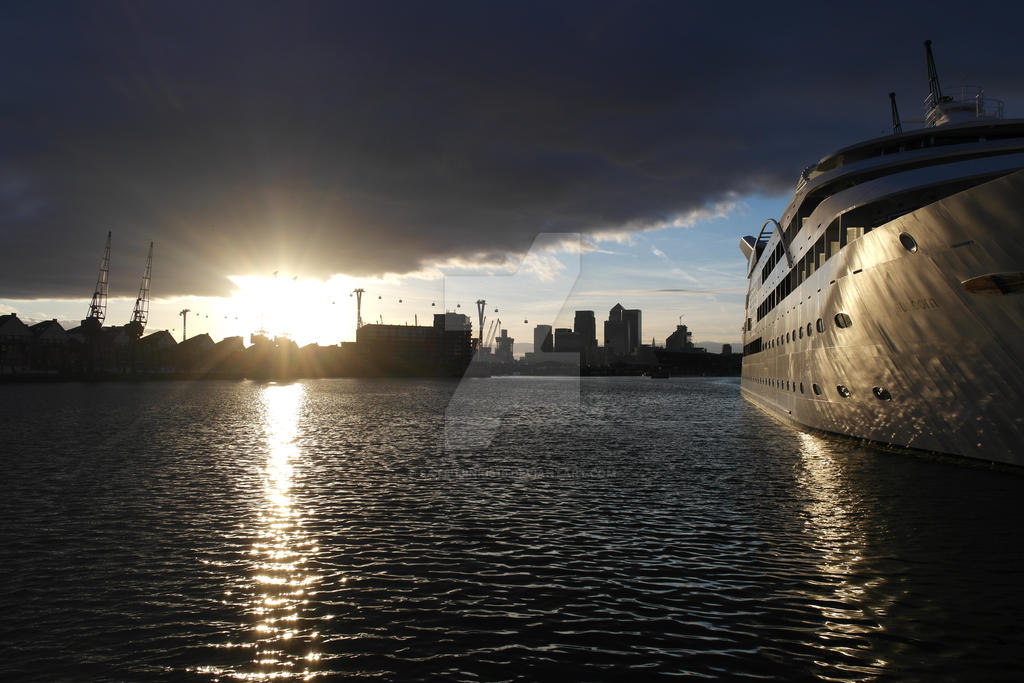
xmin=606 ymin=303 xmax=641 ymax=358
xmin=533 ymin=324 xmax=553 ymax=353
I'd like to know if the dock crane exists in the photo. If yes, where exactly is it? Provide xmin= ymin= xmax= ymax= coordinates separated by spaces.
xmin=83 ymin=231 xmax=111 ymax=331
xmin=127 ymin=242 xmax=153 ymax=339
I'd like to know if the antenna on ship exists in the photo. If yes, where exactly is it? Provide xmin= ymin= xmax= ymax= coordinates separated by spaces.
xmin=84 ymin=231 xmax=111 ymax=329
xmin=889 ymin=92 xmax=903 ymax=135
xmin=128 ymin=242 xmax=153 ymax=338
xmin=924 ymin=39 xmax=945 ymax=105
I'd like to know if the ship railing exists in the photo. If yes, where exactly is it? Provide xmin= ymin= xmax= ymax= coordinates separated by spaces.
xmin=924 ymin=86 xmax=1004 ymax=126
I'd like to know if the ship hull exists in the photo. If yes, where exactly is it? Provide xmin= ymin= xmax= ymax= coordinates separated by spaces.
xmin=741 ymin=170 xmax=1024 ymax=466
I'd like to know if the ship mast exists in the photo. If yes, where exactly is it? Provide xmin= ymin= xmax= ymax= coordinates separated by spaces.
xmin=924 ymin=39 xmax=944 ymax=105
xmin=889 ymin=92 xmax=903 ymax=135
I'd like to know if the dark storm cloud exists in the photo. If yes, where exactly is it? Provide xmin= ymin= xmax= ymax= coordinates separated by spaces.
xmin=2 ymin=1 xmax=1022 ymax=298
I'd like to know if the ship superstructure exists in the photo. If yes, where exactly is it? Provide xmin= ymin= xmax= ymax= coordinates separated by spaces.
xmin=739 ymin=42 xmax=1024 ymax=465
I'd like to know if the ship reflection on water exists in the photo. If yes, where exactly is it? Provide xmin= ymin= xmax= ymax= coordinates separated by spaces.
xmin=793 ymin=432 xmax=894 ymax=678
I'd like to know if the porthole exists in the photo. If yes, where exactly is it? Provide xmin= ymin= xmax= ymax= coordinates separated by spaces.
xmin=872 ymin=386 xmax=892 ymax=401
xmin=836 ymin=385 xmax=851 ymax=398
xmin=786 ymin=332 xmax=790 ymax=343
xmin=899 ymin=232 xmax=919 ymax=253
xmin=807 ymin=322 xmax=813 ymax=337
xmin=812 ymin=383 xmax=822 ymax=395
xmin=798 ymin=327 xmax=803 ymax=339
xmin=792 ymin=328 xmax=797 ymax=340
xmin=799 ymin=382 xmax=804 ymax=394
xmin=835 ymin=312 xmax=853 ymax=329
xmin=816 ymin=318 xmax=824 ymax=334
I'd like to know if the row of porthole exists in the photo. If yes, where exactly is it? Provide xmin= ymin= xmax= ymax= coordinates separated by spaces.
xmin=763 ymin=312 xmax=853 ymax=350
xmin=753 ymin=376 xmax=892 ymax=401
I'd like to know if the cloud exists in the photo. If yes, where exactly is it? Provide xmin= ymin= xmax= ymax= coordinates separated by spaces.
xmin=2 ymin=2 xmax=1022 ymax=299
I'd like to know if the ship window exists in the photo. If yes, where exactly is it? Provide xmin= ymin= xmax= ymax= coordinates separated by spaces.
xmin=786 ymin=332 xmax=790 ymax=343
xmin=799 ymin=382 xmax=804 ymax=394
xmin=836 ymin=385 xmax=851 ymax=398
xmin=816 ymin=318 xmax=824 ymax=333
xmin=899 ymin=233 xmax=919 ymax=252
xmin=812 ymin=383 xmax=822 ymax=395
xmin=798 ymin=327 xmax=803 ymax=339
xmin=835 ymin=312 xmax=853 ymax=328
xmin=793 ymin=328 xmax=797 ymax=340
xmin=873 ymin=386 xmax=892 ymax=401
xmin=806 ymin=322 xmax=813 ymax=337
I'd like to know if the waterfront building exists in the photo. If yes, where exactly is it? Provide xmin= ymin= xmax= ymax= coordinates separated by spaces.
xmin=29 ymin=319 xmax=69 ymax=373
xmin=0 ymin=313 xmax=32 ymax=375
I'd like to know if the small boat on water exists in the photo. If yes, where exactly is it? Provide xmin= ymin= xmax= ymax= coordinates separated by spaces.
xmin=739 ymin=41 xmax=1024 ymax=466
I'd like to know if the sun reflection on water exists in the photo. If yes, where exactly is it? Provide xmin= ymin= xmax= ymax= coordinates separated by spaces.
xmin=241 ymin=383 xmax=321 ymax=680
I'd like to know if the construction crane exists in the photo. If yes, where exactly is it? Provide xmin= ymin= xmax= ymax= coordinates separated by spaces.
xmin=84 ymin=231 xmax=111 ymax=329
xmin=128 ymin=242 xmax=153 ymax=338
xmin=485 ymin=318 xmax=501 ymax=349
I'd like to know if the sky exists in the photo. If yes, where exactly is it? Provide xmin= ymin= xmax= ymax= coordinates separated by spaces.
xmin=3 ymin=1 xmax=1023 ymax=352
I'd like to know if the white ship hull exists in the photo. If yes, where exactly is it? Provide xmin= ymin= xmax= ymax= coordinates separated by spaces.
xmin=741 ymin=170 xmax=1024 ymax=465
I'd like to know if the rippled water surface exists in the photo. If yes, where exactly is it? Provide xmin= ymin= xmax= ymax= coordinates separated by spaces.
xmin=1 ymin=377 xmax=1022 ymax=680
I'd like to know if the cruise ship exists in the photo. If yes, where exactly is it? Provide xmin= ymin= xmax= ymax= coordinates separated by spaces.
xmin=739 ymin=41 xmax=1024 ymax=466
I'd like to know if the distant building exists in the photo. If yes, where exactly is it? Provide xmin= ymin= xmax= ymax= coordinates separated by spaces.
xmin=605 ymin=303 xmax=641 ymax=359
xmin=435 ymin=312 xmax=472 ymax=332
xmin=554 ymin=327 xmax=584 ymax=354
xmin=721 ymin=343 xmax=733 ymax=355
xmin=665 ymin=324 xmax=694 ymax=351
xmin=350 ymin=315 xmax=473 ymax=376
xmin=494 ymin=329 xmax=515 ymax=363
xmin=604 ymin=318 xmax=629 ymax=359
xmin=574 ymin=310 xmax=598 ymax=364
xmin=533 ymin=324 xmax=553 ymax=353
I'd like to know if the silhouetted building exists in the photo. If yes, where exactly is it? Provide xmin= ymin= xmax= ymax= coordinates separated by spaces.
xmin=29 ymin=319 xmax=69 ymax=373
xmin=574 ymin=310 xmax=598 ymax=364
xmin=495 ymin=329 xmax=515 ymax=363
xmin=666 ymin=324 xmax=694 ymax=351
xmin=554 ymin=327 xmax=584 ymax=354
xmin=722 ymin=343 xmax=733 ymax=355
xmin=177 ymin=333 xmax=216 ymax=371
xmin=138 ymin=330 xmax=177 ymax=372
xmin=574 ymin=311 xmax=596 ymax=347
xmin=350 ymin=315 xmax=473 ymax=376
xmin=0 ymin=314 xmax=32 ymax=375
xmin=605 ymin=303 xmax=642 ymax=359
xmin=533 ymin=324 xmax=553 ymax=353
xmin=604 ymin=318 xmax=629 ymax=359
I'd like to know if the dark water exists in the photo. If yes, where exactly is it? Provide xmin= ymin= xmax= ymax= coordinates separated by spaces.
xmin=1 ymin=377 xmax=1022 ymax=681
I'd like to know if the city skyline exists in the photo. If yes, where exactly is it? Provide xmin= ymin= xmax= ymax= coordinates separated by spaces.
xmin=3 ymin=4 xmax=1023 ymax=352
